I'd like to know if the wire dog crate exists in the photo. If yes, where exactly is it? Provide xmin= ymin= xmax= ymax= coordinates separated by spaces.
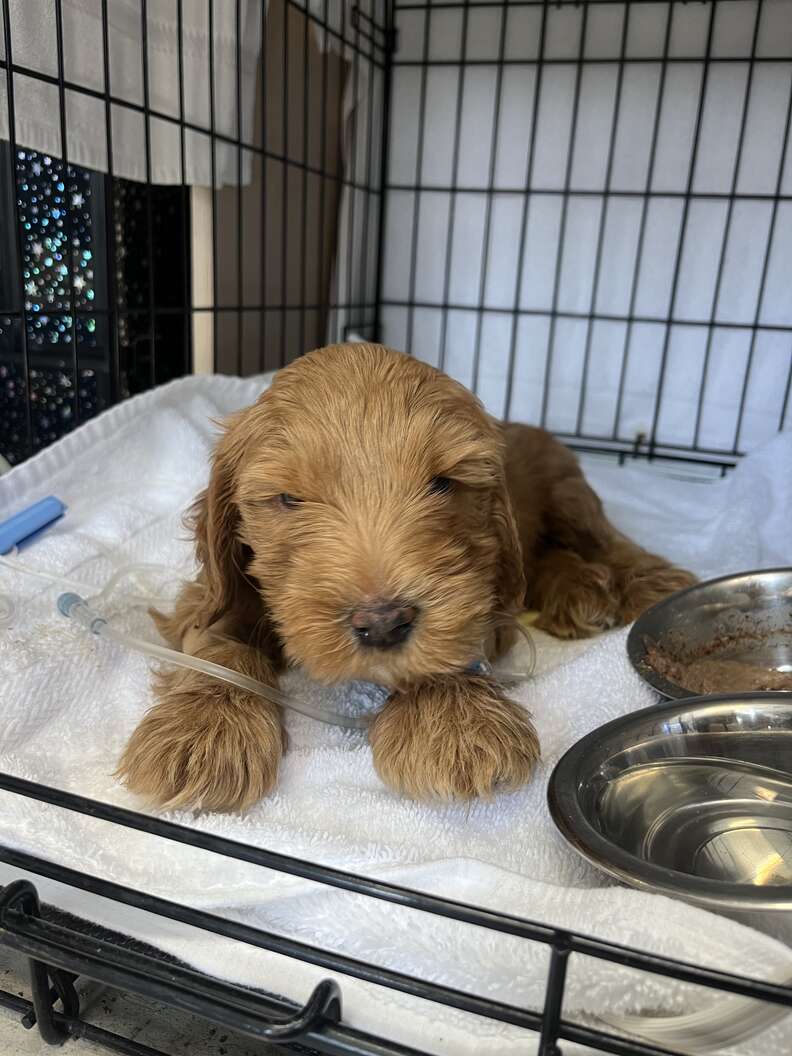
xmin=0 ymin=0 xmax=389 ymax=464
xmin=1 ymin=1 xmax=792 ymax=1054
xmin=376 ymin=0 xmax=792 ymax=469
xmin=1 ymin=0 xmax=790 ymax=470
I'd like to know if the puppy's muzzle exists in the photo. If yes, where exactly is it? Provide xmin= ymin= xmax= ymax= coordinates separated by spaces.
xmin=350 ymin=601 xmax=418 ymax=649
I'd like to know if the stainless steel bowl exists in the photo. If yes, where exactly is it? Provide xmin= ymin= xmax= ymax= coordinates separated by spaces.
xmin=627 ymin=568 xmax=792 ymax=699
xmin=548 ymin=693 xmax=792 ymax=911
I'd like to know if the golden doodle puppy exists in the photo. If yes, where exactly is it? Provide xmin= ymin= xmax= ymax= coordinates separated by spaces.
xmin=118 ymin=343 xmax=694 ymax=811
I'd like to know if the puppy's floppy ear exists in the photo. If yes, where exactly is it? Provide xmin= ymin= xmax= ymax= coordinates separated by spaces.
xmin=491 ymin=475 xmax=526 ymax=618
xmin=190 ymin=407 xmax=256 ymax=624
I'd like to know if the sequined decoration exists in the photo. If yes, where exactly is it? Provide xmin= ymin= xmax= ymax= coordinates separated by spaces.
xmin=2 ymin=148 xmax=189 ymax=466
xmin=1 ymin=149 xmax=102 ymax=464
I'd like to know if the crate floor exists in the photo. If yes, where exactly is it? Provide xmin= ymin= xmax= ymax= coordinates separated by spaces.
xmin=0 ymin=945 xmax=290 ymax=1056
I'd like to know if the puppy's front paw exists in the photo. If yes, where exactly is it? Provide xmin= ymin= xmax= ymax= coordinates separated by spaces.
xmin=618 ymin=563 xmax=697 ymax=623
xmin=370 ymin=675 xmax=539 ymax=800
xmin=116 ymin=668 xmax=285 ymax=812
xmin=535 ymin=559 xmax=619 ymax=639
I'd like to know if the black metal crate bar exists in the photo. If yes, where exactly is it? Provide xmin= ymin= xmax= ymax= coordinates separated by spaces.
xmin=0 ymin=0 xmax=390 ymax=464
xmin=1 ymin=771 xmax=792 ymax=1056
xmin=1 ymin=2 xmax=792 ymax=1054
xmin=379 ymin=0 xmax=792 ymax=467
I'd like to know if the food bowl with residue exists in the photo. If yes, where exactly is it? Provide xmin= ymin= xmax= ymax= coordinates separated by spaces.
xmin=627 ymin=568 xmax=792 ymax=699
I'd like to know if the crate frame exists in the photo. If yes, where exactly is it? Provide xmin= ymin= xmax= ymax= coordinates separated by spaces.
xmin=2 ymin=1 xmax=792 ymax=1052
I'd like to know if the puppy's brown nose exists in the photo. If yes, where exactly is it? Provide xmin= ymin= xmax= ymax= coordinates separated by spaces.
xmin=350 ymin=601 xmax=417 ymax=649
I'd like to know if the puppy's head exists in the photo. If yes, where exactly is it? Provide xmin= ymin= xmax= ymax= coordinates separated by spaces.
xmin=195 ymin=344 xmax=524 ymax=686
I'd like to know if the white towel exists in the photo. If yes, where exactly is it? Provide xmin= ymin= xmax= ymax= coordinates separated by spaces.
xmin=1 ymin=374 xmax=792 ymax=1056
xmin=0 ymin=0 xmax=262 ymax=186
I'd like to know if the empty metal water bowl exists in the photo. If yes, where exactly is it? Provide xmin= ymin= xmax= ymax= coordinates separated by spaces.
xmin=548 ymin=693 xmax=792 ymax=911
xmin=627 ymin=568 xmax=792 ymax=699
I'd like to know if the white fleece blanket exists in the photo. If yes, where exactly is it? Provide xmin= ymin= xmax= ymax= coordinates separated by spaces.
xmin=1 ymin=374 xmax=792 ymax=1056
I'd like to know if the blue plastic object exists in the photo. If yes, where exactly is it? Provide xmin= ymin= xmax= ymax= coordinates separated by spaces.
xmin=466 ymin=659 xmax=492 ymax=675
xmin=0 ymin=496 xmax=66 ymax=554
xmin=56 ymin=592 xmax=82 ymax=618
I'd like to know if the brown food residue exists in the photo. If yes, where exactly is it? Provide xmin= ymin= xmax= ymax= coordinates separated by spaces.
xmin=645 ymin=640 xmax=792 ymax=694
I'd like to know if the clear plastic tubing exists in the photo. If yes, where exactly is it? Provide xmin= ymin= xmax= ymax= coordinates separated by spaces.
xmin=57 ymin=592 xmax=369 ymax=731
xmin=57 ymin=593 xmax=535 ymax=733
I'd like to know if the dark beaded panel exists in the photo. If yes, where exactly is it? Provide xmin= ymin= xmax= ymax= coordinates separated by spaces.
xmin=0 ymin=148 xmax=189 ymax=465
xmin=0 ymin=148 xmax=104 ymax=464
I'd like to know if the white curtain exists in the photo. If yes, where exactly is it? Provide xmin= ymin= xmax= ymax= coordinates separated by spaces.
xmin=312 ymin=0 xmax=386 ymax=343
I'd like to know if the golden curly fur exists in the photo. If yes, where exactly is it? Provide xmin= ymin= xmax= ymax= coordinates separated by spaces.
xmin=117 ymin=343 xmax=694 ymax=811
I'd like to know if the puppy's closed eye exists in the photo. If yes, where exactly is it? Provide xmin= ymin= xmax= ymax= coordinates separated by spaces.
xmin=277 ymin=493 xmax=304 ymax=510
xmin=428 ymin=476 xmax=453 ymax=496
